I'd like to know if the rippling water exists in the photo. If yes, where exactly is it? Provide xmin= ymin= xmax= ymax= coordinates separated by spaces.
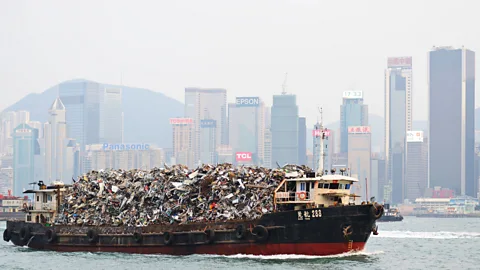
xmin=1 ymin=217 xmax=479 ymax=270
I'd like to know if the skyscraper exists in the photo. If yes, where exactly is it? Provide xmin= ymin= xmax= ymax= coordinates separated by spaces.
xmin=170 ymin=118 xmax=195 ymax=168
xmin=313 ymin=125 xmax=333 ymax=173
xmin=405 ymin=131 xmax=428 ymax=201
xmin=0 ymin=111 xmax=31 ymax=155
xmin=12 ymin=124 xmax=39 ymax=196
xmin=298 ymin=117 xmax=307 ymax=166
xmin=228 ymin=97 xmax=265 ymax=165
xmin=184 ymin=88 xmax=227 ymax=163
xmin=100 ymin=87 xmax=123 ymax=144
xmin=199 ymin=119 xmax=217 ymax=164
xmin=428 ymin=47 xmax=475 ymax=196
xmin=59 ymin=80 xmax=101 ymax=149
xmin=44 ymin=98 xmax=67 ymax=182
xmin=347 ymin=126 xmax=371 ymax=201
xmin=385 ymin=56 xmax=413 ymax=203
xmin=340 ymin=91 xmax=368 ymax=153
xmin=271 ymin=94 xmax=298 ymax=167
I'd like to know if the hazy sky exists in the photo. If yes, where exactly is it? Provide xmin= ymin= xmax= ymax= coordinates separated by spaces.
xmin=1 ymin=0 xmax=478 ymax=126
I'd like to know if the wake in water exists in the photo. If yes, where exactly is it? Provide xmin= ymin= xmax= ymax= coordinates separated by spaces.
xmin=378 ymin=230 xmax=480 ymax=239
xmin=201 ymin=250 xmax=385 ymax=260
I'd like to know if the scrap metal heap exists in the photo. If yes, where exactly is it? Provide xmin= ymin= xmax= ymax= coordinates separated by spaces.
xmin=55 ymin=163 xmax=311 ymax=227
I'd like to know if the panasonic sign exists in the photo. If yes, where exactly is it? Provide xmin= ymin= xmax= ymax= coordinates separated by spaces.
xmin=235 ymin=97 xmax=260 ymax=107
xmin=103 ymin=143 xmax=150 ymax=151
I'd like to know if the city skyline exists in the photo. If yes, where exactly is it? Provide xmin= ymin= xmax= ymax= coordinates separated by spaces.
xmin=0 ymin=45 xmax=479 ymax=202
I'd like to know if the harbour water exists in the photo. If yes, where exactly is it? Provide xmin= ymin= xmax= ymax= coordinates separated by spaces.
xmin=1 ymin=217 xmax=479 ymax=270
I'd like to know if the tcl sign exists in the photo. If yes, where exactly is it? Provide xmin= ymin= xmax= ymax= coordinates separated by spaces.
xmin=236 ymin=152 xmax=252 ymax=161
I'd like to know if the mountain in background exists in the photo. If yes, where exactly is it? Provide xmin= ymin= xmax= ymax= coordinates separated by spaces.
xmin=2 ymin=79 xmax=184 ymax=148
xmin=4 ymin=80 xmax=480 ymax=153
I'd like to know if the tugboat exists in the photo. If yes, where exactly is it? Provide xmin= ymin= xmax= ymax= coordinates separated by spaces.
xmin=3 ymin=122 xmax=384 ymax=256
xmin=377 ymin=204 xmax=403 ymax=222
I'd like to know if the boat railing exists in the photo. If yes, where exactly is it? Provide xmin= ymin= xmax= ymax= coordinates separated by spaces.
xmin=275 ymin=191 xmax=313 ymax=203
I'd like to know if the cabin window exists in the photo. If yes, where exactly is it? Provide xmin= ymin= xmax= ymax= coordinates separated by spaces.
xmin=322 ymin=183 xmax=329 ymax=189
xmin=46 ymin=217 xmax=50 ymax=222
xmin=300 ymin=182 xmax=306 ymax=191
xmin=26 ymin=215 xmax=32 ymax=221
xmin=339 ymin=184 xmax=344 ymax=189
xmin=43 ymin=193 xmax=48 ymax=203
xmin=311 ymin=182 xmax=315 ymax=189
xmin=47 ymin=195 xmax=52 ymax=202
xmin=345 ymin=184 xmax=351 ymax=189
xmin=329 ymin=183 xmax=339 ymax=189
xmin=36 ymin=196 xmax=39 ymax=202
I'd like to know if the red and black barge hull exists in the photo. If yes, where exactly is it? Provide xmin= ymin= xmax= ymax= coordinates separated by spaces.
xmin=3 ymin=204 xmax=383 ymax=256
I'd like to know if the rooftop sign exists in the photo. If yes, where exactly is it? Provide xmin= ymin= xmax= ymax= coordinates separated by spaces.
xmin=387 ymin=57 xmax=412 ymax=68
xmin=342 ymin=91 xmax=363 ymax=99
xmin=200 ymin=119 xmax=216 ymax=128
xmin=102 ymin=143 xmax=150 ymax=151
xmin=407 ymin=131 xmax=424 ymax=142
xmin=348 ymin=126 xmax=371 ymax=134
xmin=169 ymin=118 xmax=193 ymax=125
xmin=235 ymin=97 xmax=260 ymax=107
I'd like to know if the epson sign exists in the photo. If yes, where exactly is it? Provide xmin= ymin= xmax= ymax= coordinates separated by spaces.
xmin=235 ymin=97 xmax=260 ymax=107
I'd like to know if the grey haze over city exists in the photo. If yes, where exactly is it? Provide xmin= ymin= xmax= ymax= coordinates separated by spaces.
xmin=1 ymin=0 xmax=479 ymax=126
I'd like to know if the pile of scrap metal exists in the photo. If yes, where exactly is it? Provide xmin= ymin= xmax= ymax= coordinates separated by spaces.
xmin=55 ymin=163 xmax=311 ymax=227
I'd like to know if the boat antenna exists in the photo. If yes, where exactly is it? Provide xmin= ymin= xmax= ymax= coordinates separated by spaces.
xmin=316 ymin=107 xmax=325 ymax=176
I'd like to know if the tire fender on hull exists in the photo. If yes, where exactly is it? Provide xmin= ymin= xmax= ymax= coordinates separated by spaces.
xmin=204 ymin=229 xmax=215 ymax=244
xmin=133 ymin=232 xmax=142 ymax=243
xmin=371 ymin=203 xmax=384 ymax=220
xmin=86 ymin=230 xmax=99 ymax=244
xmin=19 ymin=226 xmax=31 ymax=243
xmin=252 ymin=225 xmax=269 ymax=242
xmin=3 ymin=229 xmax=11 ymax=242
xmin=163 ymin=232 xmax=174 ymax=245
xmin=45 ymin=229 xmax=57 ymax=243
xmin=235 ymin=224 xmax=246 ymax=240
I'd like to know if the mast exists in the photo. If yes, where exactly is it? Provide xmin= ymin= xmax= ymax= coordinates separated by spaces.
xmin=316 ymin=107 xmax=325 ymax=176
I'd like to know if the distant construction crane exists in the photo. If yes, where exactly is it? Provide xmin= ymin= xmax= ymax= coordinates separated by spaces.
xmin=281 ymin=72 xmax=288 ymax=95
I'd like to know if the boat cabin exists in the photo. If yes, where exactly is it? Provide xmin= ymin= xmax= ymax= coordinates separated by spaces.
xmin=274 ymin=170 xmax=360 ymax=210
xmin=22 ymin=181 xmax=70 ymax=224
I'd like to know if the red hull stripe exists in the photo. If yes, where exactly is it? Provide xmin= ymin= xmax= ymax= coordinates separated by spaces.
xmin=43 ymin=242 xmax=366 ymax=256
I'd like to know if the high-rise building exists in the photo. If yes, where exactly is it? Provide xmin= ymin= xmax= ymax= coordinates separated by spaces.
xmin=0 ymin=167 xmax=13 ymax=195
xmin=347 ymin=126 xmax=371 ymax=201
xmin=385 ymin=56 xmax=413 ymax=203
xmin=83 ymin=143 xmax=164 ymax=171
xmin=12 ymin=124 xmax=39 ymax=196
xmin=428 ymin=47 xmax=475 ymax=196
xmin=199 ymin=119 xmax=217 ymax=164
xmin=28 ymin=121 xmax=43 ymax=138
xmin=298 ymin=117 xmax=307 ymax=166
xmin=405 ymin=131 xmax=428 ymax=201
xmin=1 ymin=111 xmax=31 ymax=155
xmin=63 ymin=139 xmax=80 ymax=181
xmin=370 ymin=153 xmax=386 ymax=201
xmin=271 ymin=94 xmax=299 ymax=167
xmin=100 ymin=87 xmax=123 ymax=144
xmin=312 ymin=124 xmax=333 ymax=172
xmin=228 ymin=97 xmax=266 ymax=165
xmin=340 ymin=91 xmax=368 ymax=153
xmin=170 ymin=118 xmax=195 ymax=168
xmin=44 ymin=98 xmax=67 ymax=182
xmin=15 ymin=111 xmax=30 ymax=127
xmin=184 ymin=87 xmax=227 ymax=163
xmin=263 ymin=129 xmax=272 ymax=168
xmin=59 ymin=80 xmax=101 ymax=149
